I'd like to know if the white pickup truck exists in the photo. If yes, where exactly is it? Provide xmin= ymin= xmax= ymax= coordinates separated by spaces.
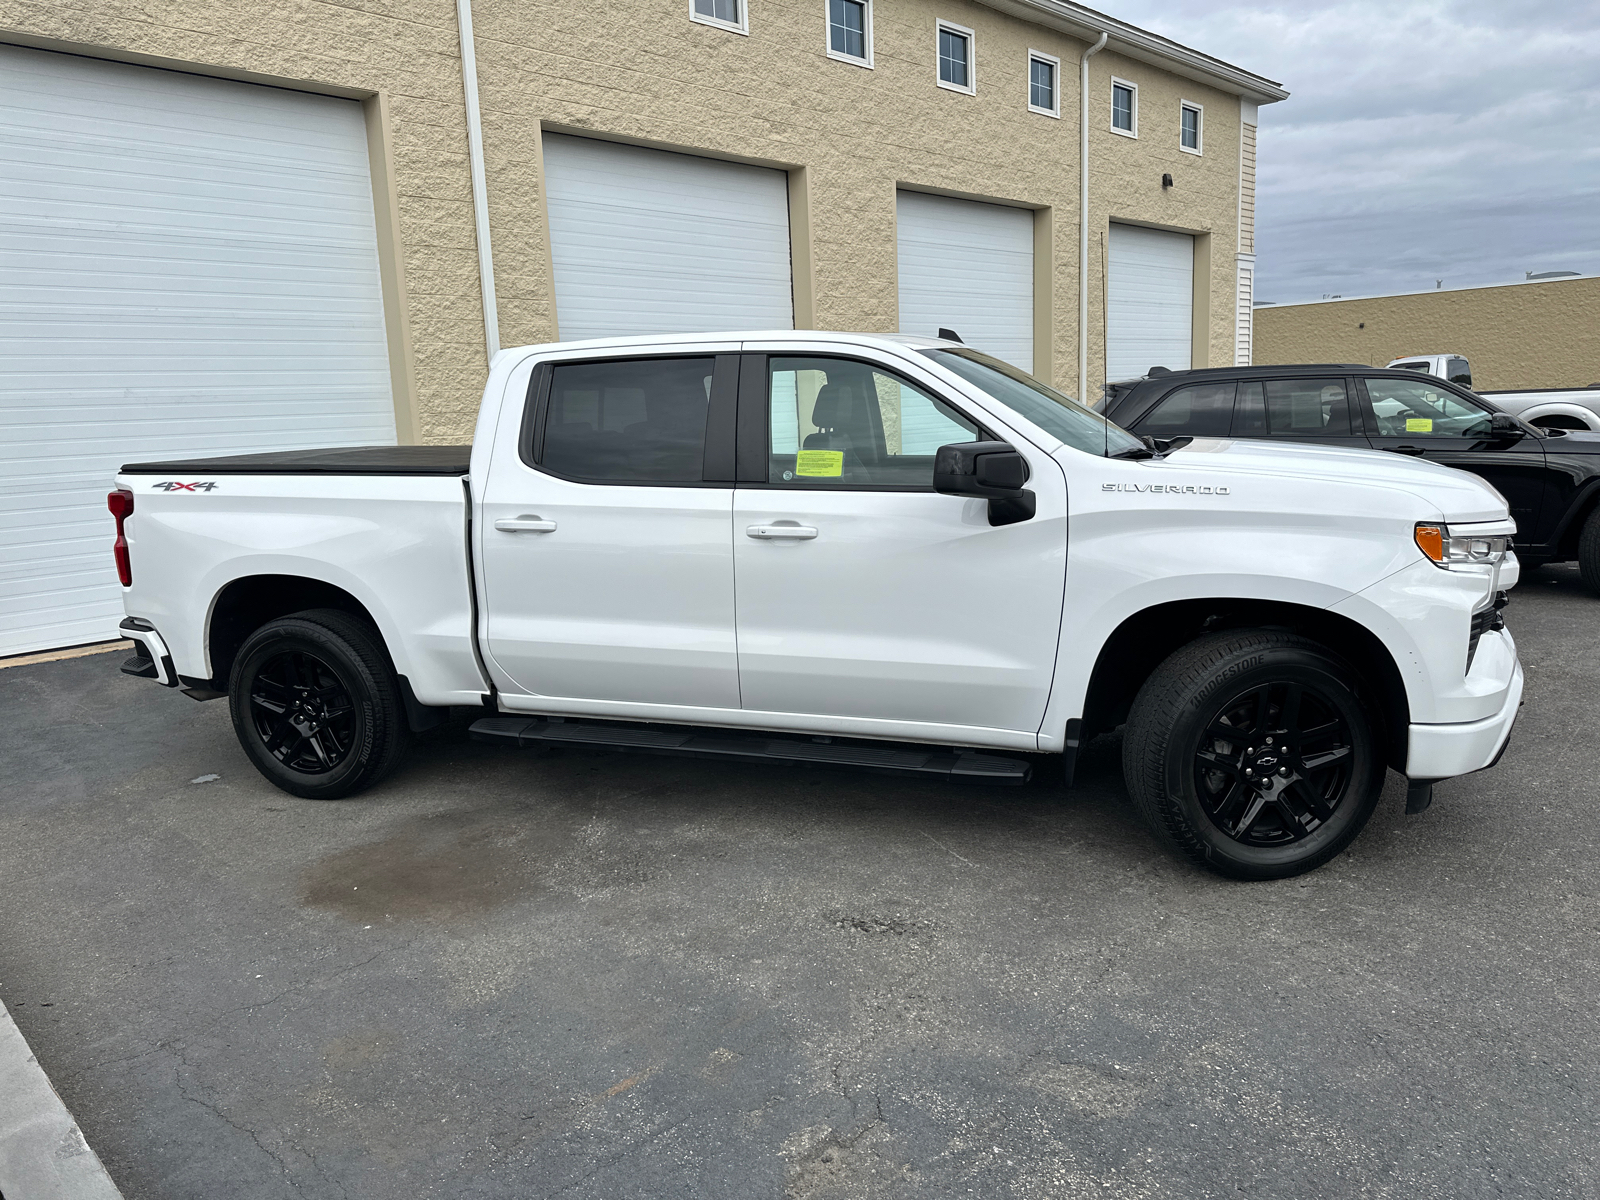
xmin=111 ymin=331 xmax=1523 ymax=879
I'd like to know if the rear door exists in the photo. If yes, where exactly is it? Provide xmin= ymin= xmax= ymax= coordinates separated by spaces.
xmin=730 ymin=348 xmax=1067 ymax=737
xmin=478 ymin=351 xmax=741 ymax=708
xmin=1357 ymin=376 xmax=1547 ymax=540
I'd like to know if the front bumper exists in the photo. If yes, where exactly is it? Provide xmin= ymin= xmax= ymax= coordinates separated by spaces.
xmin=1406 ymin=647 xmax=1523 ymax=779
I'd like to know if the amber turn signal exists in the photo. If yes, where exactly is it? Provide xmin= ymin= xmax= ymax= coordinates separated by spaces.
xmin=1414 ymin=522 xmax=1446 ymax=564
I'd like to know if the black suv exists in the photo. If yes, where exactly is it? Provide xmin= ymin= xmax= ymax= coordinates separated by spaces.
xmin=1099 ymin=364 xmax=1600 ymax=591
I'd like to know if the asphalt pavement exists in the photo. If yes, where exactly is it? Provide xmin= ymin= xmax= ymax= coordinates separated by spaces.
xmin=2 ymin=566 xmax=1597 ymax=1199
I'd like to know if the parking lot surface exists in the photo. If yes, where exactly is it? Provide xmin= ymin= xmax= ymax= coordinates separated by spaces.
xmin=2 ymin=567 xmax=1597 ymax=1199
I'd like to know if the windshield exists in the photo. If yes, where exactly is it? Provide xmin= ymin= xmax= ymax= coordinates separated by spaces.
xmin=921 ymin=348 xmax=1145 ymax=457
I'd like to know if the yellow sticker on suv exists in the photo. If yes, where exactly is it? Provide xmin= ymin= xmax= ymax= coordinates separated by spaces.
xmin=1405 ymin=417 xmax=1434 ymax=433
xmin=795 ymin=450 xmax=844 ymax=477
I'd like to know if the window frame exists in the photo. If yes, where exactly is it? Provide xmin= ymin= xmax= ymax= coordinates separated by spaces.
xmin=689 ymin=0 xmax=748 ymax=37
xmin=520 ymin=353 xmax=740 ymax=488
xmin=1027 ymin=50 xmax=1061 ymax=118
xmin=1128 ymin=380 xmax=1239 ymax=438
xmin=736 ymin=352 xmax=996 ymax=492
xmin=935 ymin=20 xmax=976 ymax=95
xmin=1179 ymin=100 xmax=1203 ymax=155
xmin=1110 ymin=76 xmax=1138 ymax=138
xmin=825 ymin=0 xmax=873 ymax=68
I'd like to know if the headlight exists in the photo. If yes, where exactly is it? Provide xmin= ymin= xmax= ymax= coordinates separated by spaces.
xmin=1415 ymin=522 xmax=1509 ymax=569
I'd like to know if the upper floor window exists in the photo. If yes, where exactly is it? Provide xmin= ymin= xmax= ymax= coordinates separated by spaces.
xmin=1180 ymin=101 xmax=1203 ymax=153
xmin=828 ymin=0 xmax=872 ymax=65
xmin=1111 ymin=78 xmax=1137 ymax=136
xmin=691 ymin=0 xmax=747 ymax=35
xmin=937 ymin=21 xmax=975 ymax=94
xmin=1028 ymin=51 xmax=1060 ymax=118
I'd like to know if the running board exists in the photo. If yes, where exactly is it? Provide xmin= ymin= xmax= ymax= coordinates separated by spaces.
xmin=468 ymin=716 xmax=1032 ymax=785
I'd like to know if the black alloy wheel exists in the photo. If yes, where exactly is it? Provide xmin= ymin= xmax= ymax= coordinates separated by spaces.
xmin=248 ymin=650 xmax=357 ymax=774
xmin=1193 ymin=681 xmax=1353 ymax=847
xmin=228 ymin=609 xmax=409 ymax=800
xmin=1122 ymin=630 xmax=1385 ymax=880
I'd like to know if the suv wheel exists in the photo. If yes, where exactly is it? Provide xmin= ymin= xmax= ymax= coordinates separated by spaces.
xmin=228 ymin=609 xmax=408 ymax=799
xmin=1122 ymin=630 xmax=1385 ymax=880
xmin=1579 ymin=506 xmax=1600 ymax=596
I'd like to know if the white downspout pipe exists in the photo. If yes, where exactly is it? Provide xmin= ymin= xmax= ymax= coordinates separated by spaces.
xmin=458 ymin=0 xmax=500 ymax=362
xmin=1079 ymin=30 xmax=1108 ymax=407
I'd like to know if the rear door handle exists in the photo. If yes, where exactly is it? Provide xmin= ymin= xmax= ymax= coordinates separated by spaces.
xmin=495 ymin=516 xmax=557 ymax=533
xmin=746 ymin=524 xmax=818 ymax=540
xmin=1387 ymin=445 xmax=1427 ymax=456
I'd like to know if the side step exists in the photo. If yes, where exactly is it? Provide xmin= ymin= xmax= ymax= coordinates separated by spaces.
xmin=469 ymin=716 xmax=1032 ymax=785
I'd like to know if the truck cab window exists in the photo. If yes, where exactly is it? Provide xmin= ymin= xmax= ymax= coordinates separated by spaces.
xmin=767 ymin=356 xmax=979 ymax=487
xmin=542 ymin=357 xmax=715 ymax=483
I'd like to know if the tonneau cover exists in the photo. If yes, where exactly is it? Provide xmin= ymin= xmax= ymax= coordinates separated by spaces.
xmin=120 ymin=445 xmax=472 ymax=476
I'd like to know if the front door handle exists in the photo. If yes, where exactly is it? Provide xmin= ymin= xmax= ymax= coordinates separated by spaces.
xmin=746 ymin=524 xmax=818 ymax=540
xmin=1387 ymin=445 xmax=1427 ymax=456
xmin=495 ymin=516 xmax=557 ymax=533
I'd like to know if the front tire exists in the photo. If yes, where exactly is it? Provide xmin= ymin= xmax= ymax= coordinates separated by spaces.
xmin=228 ymin=609 xmax=408 ymax=799
xmin=1578 ymin=506 xmax=1600 ymax=596
xmin=1122 ymin=631 xmax=1385 ymax=880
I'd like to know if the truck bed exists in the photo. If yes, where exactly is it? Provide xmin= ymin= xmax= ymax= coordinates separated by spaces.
xmin=120 ymin=445 xmax=472 ymax=476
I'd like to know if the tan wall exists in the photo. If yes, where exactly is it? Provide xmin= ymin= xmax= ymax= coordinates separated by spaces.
xmin=4 ymin=0 xmax=1249 ymax=441
xmin=1255 ymin=276 xmax=1600 ymax=392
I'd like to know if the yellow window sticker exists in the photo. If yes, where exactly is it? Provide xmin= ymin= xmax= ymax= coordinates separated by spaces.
xmin=794 ymin=450 xmax=844 ymax=477
xmin=1405 ymin=417 xmax=1434 ymax=433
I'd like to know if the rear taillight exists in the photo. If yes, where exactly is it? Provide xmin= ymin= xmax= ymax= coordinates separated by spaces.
xmin=108 ymin=489 xmax=134 ymax=586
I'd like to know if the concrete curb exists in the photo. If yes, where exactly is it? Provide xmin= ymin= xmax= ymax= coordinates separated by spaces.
xmin=0 ymin=1001 xmax=123 ymax=1200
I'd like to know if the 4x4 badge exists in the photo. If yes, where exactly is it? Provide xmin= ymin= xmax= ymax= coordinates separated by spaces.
xmin=153 ymin=481 xmax=219 ymax=492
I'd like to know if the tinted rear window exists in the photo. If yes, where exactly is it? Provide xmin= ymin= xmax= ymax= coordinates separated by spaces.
xmin=542 ymin=357 xmax=714 ymax=482
xmin=1134 ymin=382 xmax=1237 ymax=437
xmin=1235 ymin=379 xmax=1352 ymax=437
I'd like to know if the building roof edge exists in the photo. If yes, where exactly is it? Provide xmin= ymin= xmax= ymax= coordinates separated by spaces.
xmin=974 ymin=0 xmax=1289 ymax=104
xmin=1260 ymin=274 xmax=1599 ymax=309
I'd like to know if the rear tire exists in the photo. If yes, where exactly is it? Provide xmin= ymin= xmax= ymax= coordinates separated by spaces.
xmin=1578 ymin=506 xmax=1600 ymax=596
xmin=228 ymin=609 xmax=408 ymax=799
xmin=1122 ymin=630 xmax=1385 ymax=880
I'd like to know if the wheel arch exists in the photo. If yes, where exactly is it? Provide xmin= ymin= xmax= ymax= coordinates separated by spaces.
xmin=1553 ymin=480 xmax=1600 ymax=562
xmin=1079 ymin=598 xmax=1411 ymax=771
xmin=204 ymin=575 xmax=382 ymax=690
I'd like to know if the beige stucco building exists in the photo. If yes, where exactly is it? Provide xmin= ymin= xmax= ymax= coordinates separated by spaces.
xmin=0 ymin=1 xmax=1283 ymax=654
xmin=1255 ymin=274 xmax=1600 ymax=392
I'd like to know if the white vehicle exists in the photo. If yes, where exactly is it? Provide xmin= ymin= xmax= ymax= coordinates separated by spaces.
xmin=111 ymin=332 xmax=1523 ymax=880
xmin=1388 ymin=354 xmax=1474 ymax=387
xmin=1388 ymin=354 xmax=1600 ymax=431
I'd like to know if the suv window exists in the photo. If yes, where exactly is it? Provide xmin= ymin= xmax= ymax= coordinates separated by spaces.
xmin=768 ymin=356 xmax=980 ymax=487
xmin=1235 ymin=378 xmax=1353 ymax=437
xmin=542 ymin=357 xmax=715 ymax=483
xmin=1365 ymin=377 xmax=1491 ymax=437
xmin=1134 ymin=382 xmax=1236 ymax=438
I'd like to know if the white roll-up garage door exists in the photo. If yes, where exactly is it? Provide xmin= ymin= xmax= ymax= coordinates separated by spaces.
xmin=0 ymin=46 xmax=395 ymax=657
xmin=542 ymin=134 xmax=794 ymax=341
xmin=1106 ymin=223 xmax=1194 ymax=382
xmin=897 ymin=191 xmax=1033 ymax=373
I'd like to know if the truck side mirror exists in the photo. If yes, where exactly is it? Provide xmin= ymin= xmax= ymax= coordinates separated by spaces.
xmin=933 ymin=441 xmax=1037 ymax=526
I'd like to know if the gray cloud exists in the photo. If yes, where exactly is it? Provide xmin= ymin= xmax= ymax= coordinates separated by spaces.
xmin=1106 ymin=0 xmax=1600 ymax=301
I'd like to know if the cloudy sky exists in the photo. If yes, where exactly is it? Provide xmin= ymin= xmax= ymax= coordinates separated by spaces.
xmin=1107 ymin=0 xmax=1600 ymax=304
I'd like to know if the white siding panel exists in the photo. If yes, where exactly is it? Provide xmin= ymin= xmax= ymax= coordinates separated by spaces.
xmin=896 ymin=191 xmax=1033 ymax=374
xmin=1107 ymin=223 xmax=1194 ymax=382
xmin=1235 ymin=255 xmax=1255 ymax=366
xmin=0 ymin=46 xmax=395 ymax=656
xmin=542 ymin=134 xmax=793 ymax=340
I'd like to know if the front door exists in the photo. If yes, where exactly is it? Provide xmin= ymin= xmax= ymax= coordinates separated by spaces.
xmin=479 ymin=353 xmax=741 ymax=708
xmin=731 ymin=352 xmax=1067 ymax=735
xmin=1358 ymin=376 xmax=1547 ymax=540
